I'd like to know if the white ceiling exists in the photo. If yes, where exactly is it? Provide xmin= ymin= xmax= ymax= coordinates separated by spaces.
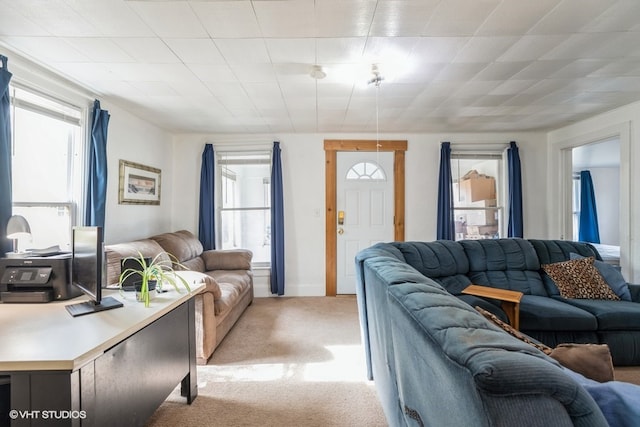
xmin=1 ymin=0 xmax=640 ymax=134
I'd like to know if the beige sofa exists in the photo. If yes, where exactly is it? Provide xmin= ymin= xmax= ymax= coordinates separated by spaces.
xmin=104 ymin=230 xmax=253 ymax=364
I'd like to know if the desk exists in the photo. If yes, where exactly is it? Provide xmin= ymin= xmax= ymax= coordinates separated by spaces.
xmin=0 ymin=282 xmax=203 ymax=426
xmin=462 ymin=284 xmax=523 ymax=330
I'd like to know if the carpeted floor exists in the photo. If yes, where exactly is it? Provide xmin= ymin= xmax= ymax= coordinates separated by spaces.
xmin=614 ymin=366 xmax=640 ymax=385
xmin=145 ymin=296 xmax=640 ymax=426
xmin=145 ymin=296 xmax=387 ymax=427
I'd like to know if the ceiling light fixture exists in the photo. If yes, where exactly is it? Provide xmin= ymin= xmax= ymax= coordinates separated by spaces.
xmin=310 ymin=65 xmax=326 ymax=80
xmin=369 ymin=64 xmax=383 ymax=153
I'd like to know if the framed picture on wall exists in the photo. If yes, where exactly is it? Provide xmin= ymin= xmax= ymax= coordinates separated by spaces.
xmin=118 ymin=160 xmax=161 ymax=205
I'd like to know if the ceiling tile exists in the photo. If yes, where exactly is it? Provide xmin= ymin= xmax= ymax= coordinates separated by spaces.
xmin=253 ymin=0 xmax=316 ymax=37
xmin=3 ymin=36 xmax=88 ymax=62
xmin=62 ymin=38 xmax=135 ymax=62
xmin=215 ymin=39 xmax=270 ymax=63
xmin=8 ymin=0 xmax=98 ymax=37
xmin=187 ymin=64 xmax=237 ymax=83
xmin=65 ymin=0 xmax=155 ymax=37
xmin=0 ymin=2 xmax=50 ymax=36
xmin=164 ymin=38 xmax=225 ymax=64
xmin=190 ymin=1 xmax=261 ymax=38
xmin=369 ymin=0 xmax=440 ymax=36
xmin=265 ymin=38 xmax=316 ymax=64
xmin=476 ymin=0 xmax=559 ymax=36
xmin=452 ymin=36 xmax=519 ymax=63
xmin=528 ymin=0 xmax=613 ymax=35
xmin=423 ymin=0 xmax=501 ymax=36
xmin=127 ymin=1 xmax=209 ymax=38
xmin=113 ymin=38 xmax=182 ymax=63
xmin=1 ymin=0 xmax=639 ymax=133
xmin=314 ymin=0 xmax=376 ymax=37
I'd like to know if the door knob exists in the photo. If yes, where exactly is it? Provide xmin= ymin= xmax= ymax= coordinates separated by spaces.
xmin=337 ymin=228 xmax=344 ymax=235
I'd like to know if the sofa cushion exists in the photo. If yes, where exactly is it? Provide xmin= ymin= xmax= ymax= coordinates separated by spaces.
xmin=519 ymin=295 xmax=597 ymax=331
xmin=476 ymin=306 xmax=614 ymax=383
xmin=391 ymin=241 xmax=471 ymax=294
xmin=570 ymin=252 xmax=631 ymax=301
xmin=475 ymin=306 xmax=553 ymax=354
xmin=549 ymin=344 xmax=614 ymax=383
xmin=104 ymin=239 xmax=169 ymax=286
xmin=202 ymin=250 xmax=252 ymax=271
xmin=211 ymin=271 xmax=251 ymax=316
xmin=151 ymin=230 xmax=203 ymax=264
xmin=180 ymin=257 xmax=206 ymax=273
xmin=542 ymin=257 xmax=620 ymax=301
xmin=461 ymin=239 xmax=547 ymax=296
xmin=555 ymin=298 xmax=640 ymax=331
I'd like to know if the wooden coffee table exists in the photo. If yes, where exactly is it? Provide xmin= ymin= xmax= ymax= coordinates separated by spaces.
xmin=462 ymin=284 xmax=524 ymax=330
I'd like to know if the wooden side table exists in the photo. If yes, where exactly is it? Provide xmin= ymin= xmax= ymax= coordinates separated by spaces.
xmin=462 ymin=284 xmax=524 ymax=330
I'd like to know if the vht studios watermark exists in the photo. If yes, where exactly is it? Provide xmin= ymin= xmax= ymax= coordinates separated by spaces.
xmin=9 ymin=409 xmax=87 ymax=420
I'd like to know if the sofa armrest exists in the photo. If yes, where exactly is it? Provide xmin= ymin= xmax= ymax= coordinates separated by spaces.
xmin=201 ymin=249 xmax=253 ymax=271
xmin=628 ymin=283 xmax=640 ymax=302
xmin=174 ymin=270 xmax=222 ymax=299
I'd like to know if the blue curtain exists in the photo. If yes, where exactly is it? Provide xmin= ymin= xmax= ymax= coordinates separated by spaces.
xmin=0 ymin=55 xmax=12 ymax=257
xmin=579 ymin=170 xmax=600 ymax=243
xmin=84 ymin=100 xmax=110 ymax=228
xmin=507 ymin=141 xmax=523 ymax=238
xmin=436 ymin=141 xmax=454 ymax=240
xmin=270 ymin=141 xmax=285 ymax=295
xmin=198 ymin=143 xmax=216 ymax=250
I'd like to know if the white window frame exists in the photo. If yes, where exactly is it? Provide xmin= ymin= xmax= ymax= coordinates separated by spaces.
xmin=9 ymin=83 xmax=87 ymax=251
xmin=450 ymin=144 xmax=508 ymax=240
xmin=215 ymin=142 xmax=272 ymax=268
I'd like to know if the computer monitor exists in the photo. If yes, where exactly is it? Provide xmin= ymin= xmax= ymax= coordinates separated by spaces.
xmin=65 ymin=226 xmax=122 ymax=317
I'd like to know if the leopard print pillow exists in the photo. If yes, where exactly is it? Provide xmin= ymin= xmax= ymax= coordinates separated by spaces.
xmin=542 ymin=256 xmax=620 ymax=300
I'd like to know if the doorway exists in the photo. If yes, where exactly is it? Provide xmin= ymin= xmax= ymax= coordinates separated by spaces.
xmin=571 ymin=138 xmax=620 ymax=245
xmin=554 ymin=123 xmax=631 ymax=280
xmin=336 ymin=151 xmax=395 ymax=294
xmin=324 ymin=139 xmax=407 ymax=296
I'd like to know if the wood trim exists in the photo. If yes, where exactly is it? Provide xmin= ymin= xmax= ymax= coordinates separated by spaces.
xmin=325 ymin=149 xmax=338 ymax=297
xmin=394 ymin=149 xmax=405 ymax=241
xmin=324 ymin=139 xmax=407 ymax=296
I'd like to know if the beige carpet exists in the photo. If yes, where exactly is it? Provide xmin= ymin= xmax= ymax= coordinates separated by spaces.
xmin=145 ymin=296 xmax=640 ymax=426
xmin=145 ymin=296 xmax=387 ymax=427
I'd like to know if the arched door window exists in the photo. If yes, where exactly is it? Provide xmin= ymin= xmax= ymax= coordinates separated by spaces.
xmin=345 ymin=161 xmax=386 ymax=180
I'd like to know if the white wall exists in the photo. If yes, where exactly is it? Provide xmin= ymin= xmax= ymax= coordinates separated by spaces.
xmin=172 ymin=132 xmax=547 ymax=297
xmin=547 ymin=100 xmax=640 ymax=282
xmin=102 ymin=101 xmax=175 ymax=244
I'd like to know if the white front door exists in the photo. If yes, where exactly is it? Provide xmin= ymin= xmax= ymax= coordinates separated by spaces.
xmin=336 ymin=151 xmax=394 ymax=294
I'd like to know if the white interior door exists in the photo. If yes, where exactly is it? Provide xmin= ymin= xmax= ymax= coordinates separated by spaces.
xmin=336 ymin=151 xmax=394 ymax=294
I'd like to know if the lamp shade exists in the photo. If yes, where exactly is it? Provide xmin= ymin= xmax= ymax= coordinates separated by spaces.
xmin=6 ymin=215 xmax=31 ymax=239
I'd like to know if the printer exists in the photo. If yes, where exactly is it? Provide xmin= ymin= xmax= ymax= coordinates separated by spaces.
xmin=0 ymin=254 xmax=82 ymax=303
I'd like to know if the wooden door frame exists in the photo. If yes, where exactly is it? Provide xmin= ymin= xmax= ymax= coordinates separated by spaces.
xmin=324 ymin=139 xmax=407 ymax=296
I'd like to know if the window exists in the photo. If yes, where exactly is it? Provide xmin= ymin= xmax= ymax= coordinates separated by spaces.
xmin=218 ymin=151 xmax=271 ymax=266
xmin=10 ymin=86 xmax=84 ymax=251
xmin=451 ymin=152 xmax=504 ymax=241
xmin=346 ymin=161 xmax=386 ymax=180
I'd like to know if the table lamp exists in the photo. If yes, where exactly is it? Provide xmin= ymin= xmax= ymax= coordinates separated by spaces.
xmin=5 ymin=215 xmax=32 ymax=257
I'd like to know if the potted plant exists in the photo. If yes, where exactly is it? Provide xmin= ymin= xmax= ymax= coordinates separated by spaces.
xmin=119 ymin=251 xmax=191 ymax=307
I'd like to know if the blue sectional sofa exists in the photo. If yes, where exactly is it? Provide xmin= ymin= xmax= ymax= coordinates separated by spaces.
xmin=355 ymin=238 xmax=640 ymax=426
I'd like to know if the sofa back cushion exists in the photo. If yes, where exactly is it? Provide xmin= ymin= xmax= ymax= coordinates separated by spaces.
xmin=460 ymin=239 xmax=547 ymax=296
xmin=151 ymin=230 xmax=204 ymax=265
xmin=529 ymin=239 xmax=602 ymax=297
xmin=104 ymin=239 xmax=169 ymax=286
xmin=391 ymin=241 xmax=472 ymax=294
